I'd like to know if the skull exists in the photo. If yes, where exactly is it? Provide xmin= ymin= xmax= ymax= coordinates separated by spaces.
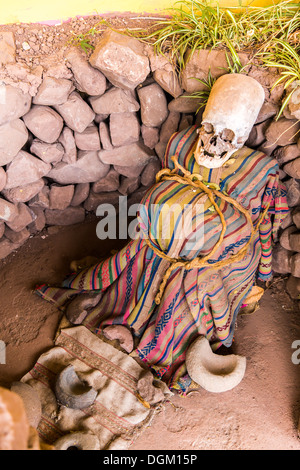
xmin=195 ymin=73 xmax=265 ymax=168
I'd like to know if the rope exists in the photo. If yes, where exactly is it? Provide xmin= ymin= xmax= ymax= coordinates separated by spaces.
xmin=144 ymin=155 xmax=270 ymax=305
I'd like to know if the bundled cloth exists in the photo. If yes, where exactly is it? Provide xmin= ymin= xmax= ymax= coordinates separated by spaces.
xmin=36 ymin=125 xmax=289 ymax=393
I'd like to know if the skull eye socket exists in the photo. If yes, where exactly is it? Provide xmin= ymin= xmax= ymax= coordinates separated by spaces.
xmin=221 ymin=128 xmax=235 ymax=142
xmin=210 ymin=136 xmax=217 ymax=146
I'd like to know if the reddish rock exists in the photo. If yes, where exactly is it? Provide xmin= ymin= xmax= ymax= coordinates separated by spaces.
xmin=74 ymin=125 xmax=101 ymax=151
xmin=70 ymin=183 xmax=90 ymax=207
xmin=6 ymin=203 xmax=35 ymax=232
xmin=0 ymin=168 xmax=6 ymax=192
xmin=155 ymin=141 xmax=168 ymax=161
xmin=272 ymin=244 xmax=292 ymax=274
xmin=291 ymin=253 xmax=300 ymax=278
xmin=48 ymin=150 xmax=110 ymax=184
xmin=153 ymin=69 xmax=183 ymax=99
xmin=89 ymin=29 xmax=150 ymax=89
xmin=280 ymin=225 xmax=298 ymax=251
xmin=89 ymin=87 xmax=140 ymax=114
xmin=5 ymin=151 xmax=51 ymax=189
xmin=159 ymin=111 xmax=180 ymax=144
xmin=65 ymin=47 xmax=106 ymax=96
xmin=141 ymin=158 xmax=161 ymax=186
xmin=99 ymin=122 xmax=113 ymax=150
xmin=138 ymin=83 xmax=168 ymax=127
xmin=22 ymin=105 xmax=64 ymax=144
xmin=66 ymin=293 xmax=102 ymax=324
xmin=0 ymin=85 xmax=31 ymax=125
xmin=137 ymin=371 xmax=165 ymax=405
xmin=281 ymin=211 xmax=293 ymax=230
xmin=0 ymin=31 xmax=16 ymax=66
xmin=274 ymin=144 xmax=300 ymax=166
xmin=4 ymin=226 xmax=30 ymax=245
xmin=265 ymin=118 xmax=300 ymax=146
xmin=0 ymin=222 xmax=4 ymax=238
xmin=141 ymin=125 xmax=159 ymax=149
xmin=0 ymin=119 xmax=28 ymax=166
xmin=54 ymin=91 xmax=95 ymax=133
xmin=168 ymin=92 xmax=203 ymax=114
xmin=285 ymin=178 xmax=300 ymax=207
xmin=103 ymin=325 xmax=134 ymax=353
xmin=92 ymin=169 xmax=120 ymax=193
xmin=44 ymin=206 xmax=85 ymax=226
xmin=32 ymin=76 xmax=74 ymax=106
xmin=28 ymin=186 xmax=50 ymax=209
xmin=30 ymin=140 xmax=64 ymax=164
xmin=114 ymin=164 xmax=145 ymax=178
xmin=110 ymin=112 xmax=140 ymax=147
xmin=257 ymin=140 xmax=278 ymax=156
xmin=49 ymin=184 xmax=75 ymax=210
xmin=179 ymin=114 xmax=194 ymax=132
xmin=94 ymin=113 xmax=109 ymax=123
xmin=2 ymin=179 xmax=44 ymax=204
xmin=84 ymin=190 xmax=120 ymax=212
xmin=118 ymin=176 xmax=140 ymax=195
xmin=289 ymin=232 xmax=300 ymax=252
xmin=245 ymin=119 xmax=272 ymax=148
xmin=0 ymin=238 xmax=18 ymax=259
xmin=286 ymin=274 xmax=300 ymax=299
xmin=0 ymin=198 xmax=18 ymax=222
xmin=28 ymin=207 xmax=45 ymax=234
xmin=99 ymin=141 xmax=154 ymax=167
xmin=255 ymin=101 xmax=279 ymax=124
xmin=59 ymin=127 xmax=77 ymax=164
xmin=283 ymin=158 xmax=300 ymax=179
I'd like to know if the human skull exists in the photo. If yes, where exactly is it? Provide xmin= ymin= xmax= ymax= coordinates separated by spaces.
xmin=195 ymin=73 xmax=265 ymax=168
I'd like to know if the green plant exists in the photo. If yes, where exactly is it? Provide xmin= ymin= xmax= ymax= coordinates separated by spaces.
xmin=186 ymin=69 xmax=217 ymax=113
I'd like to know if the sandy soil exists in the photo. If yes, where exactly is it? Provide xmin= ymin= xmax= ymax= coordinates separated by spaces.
xmin=0 ymin=219 xmax=300 ymax=451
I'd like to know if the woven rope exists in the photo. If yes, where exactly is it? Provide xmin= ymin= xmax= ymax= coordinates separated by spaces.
xmin=144 ymin=155 xmax=269 ymax=305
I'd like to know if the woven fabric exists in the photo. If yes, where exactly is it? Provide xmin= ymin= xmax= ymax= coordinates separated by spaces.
xmin=36 ymin=126 xmax=289 ymax=393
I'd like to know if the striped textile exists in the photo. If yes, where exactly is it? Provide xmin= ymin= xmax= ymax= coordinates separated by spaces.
xmin=36 ymin=125 xmax=289 ymax=393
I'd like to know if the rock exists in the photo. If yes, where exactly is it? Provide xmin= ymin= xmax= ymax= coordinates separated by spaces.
xmin=54 ymin=91 xmax=95 ymax=133
xmin=141 ymin=125 xmax=159 ymax=149
xmin=291 ymin=253 xmax=300 ymax=278
xmin=65 ymin=47 xmax=106 ymax=96
xmin=0 ymin=223 xmax=4 ymax=238
xmin=159 ymin=111 xmax=180 ymax=144
xmin=155 ymin=141 xmax=168 ymax=161
xmin=6 ymin=203 xmax=35 ymax=232
xmin=141 ymin=158 xmax=161 ymax=186
xmin=66 ymin=293 xmax=102 ymax=324
xmin=74 ymin=125 xmax=101 ymax=151
xmin=153 ymin=69 xmax=183 ymax=98
xmin=10 ymin=382 xmax=42 ymax=429
xmin=30 ymin=140 xmax=64 ymax=164
xmin=49 ymin=184 xmax=75 ymax=210
xmin=168 ymin=92 xmax=203 ymax=113
xmin=4 ymin=227 xmax=30 ymax=245
xmin=32 ymin=76 xmax=74 ymax=106
xmin=0 ymin=198 xmax=18 ymax=222
xmin=283 ymin=158 xmax=300 ymax=179
xmin=279 ymin=225 xmax=298 ymax=251
xmin=286 ymin=275 xmax=300 ymax=299
xmin=48 ymin=150 xmax=110 ymax=184
xmin=292 ymin=209 xmax=300 ymax=229
xmin=245 ymin=119 xmax=272 ymax=148
xmin=89 ymin=87 xmax=140 ymax=114
xmin=94 ymin=113 xmax=109 ymax=123
xmin=281 ymin=211 xmax=293 ymax=230
xmin=272 ymin=244 xmax=292 ymax=274
xmin=99 ymin=141 xmax=154 ymax=167
xmin=2 ymin=179 xmax=44 ymax=204
xmin=59 ymin=127 xmax=77 ymax=164
xmin=89 ymin=29 xmax=150 ymax=89
xmin=0 ymin=119 xmax=28 ymax=166
xmin=0 ymin=238 xmax=18 ymax=260
xmin=114 ymin=164 xmax=145 ymax=178
xmin=265 ymin=118 xmax=300 ymax=146
xmin=5 ymin=151 xmax=51 ymax=189
xmin=180 ymin=49 xmax=249 ymax=93
xmin=45 ymin=206 xmax=85 ymax=226
xmin=22 ymin=105 xmax=64 ymax=144
xmin=84 ymin=190 xmax=120 ymax=212
xmin=255 ymin=101 xmax=279 ymax=124
xmin=28 ymin=186 xmax=50 ymax=209
xmin=28 ymin=207 xmax=46 ymax=234
xmin=257 ymin=140 xmax=278 ymax=156
xmin=99 ymin=122 xmax=113 ymax=150
xmin=103 ymin=325 xmax=134 ymax=353
xmin=0 ymin=31 xmax=16 ymax=66
xmin=137 ymin=83 xmax=168 ymax=127
xmin=285 ymin=178 xmax=300 ymax=207
xmin=92 ymin=169 xmax=120 ymax=193
xmin=118 ymin=176 xmax=140 ymax=195
xmin=110 ymin=112 xmax=140 ymax=147
xmin=70 ymin=183 xmax=90 ymax=206
xmin=288 ymin=232 xmax=300 ymax=252
xmin=0 ymin=168 xmax=6 ymax=192
xmin=287 ymin=85 xmax=300 ymax=120
xmin=179 ymin=114 xmax=194 ymax=132
xmin=0 ymin=85 xmax=31 ymax=125
xmin=274 ymin=144 xmax=300 ymax=166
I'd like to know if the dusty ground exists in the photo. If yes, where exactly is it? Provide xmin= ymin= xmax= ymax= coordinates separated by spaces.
xmin=0 ymin=219 xmax=300 ymax=450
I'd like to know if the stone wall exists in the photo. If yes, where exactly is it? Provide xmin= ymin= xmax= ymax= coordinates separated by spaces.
xmin=1 ymin=28 xmax=300 ymax=300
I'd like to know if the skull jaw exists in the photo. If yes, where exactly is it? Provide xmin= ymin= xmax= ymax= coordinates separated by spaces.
xmin=194 ymin=138 xmax=237 ymax=168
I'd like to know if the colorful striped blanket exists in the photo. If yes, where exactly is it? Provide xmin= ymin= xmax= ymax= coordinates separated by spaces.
xmin=36 ymin=125 xmax=289 ymax=393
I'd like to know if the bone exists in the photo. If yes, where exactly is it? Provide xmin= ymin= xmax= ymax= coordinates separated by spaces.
xmin=186 ymin=336 xmax=246 ymax=393
xmin=55 ymin=365 xmax=98 ymax=409
xmin=54 ymin=432 xmax=100 ymax=450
